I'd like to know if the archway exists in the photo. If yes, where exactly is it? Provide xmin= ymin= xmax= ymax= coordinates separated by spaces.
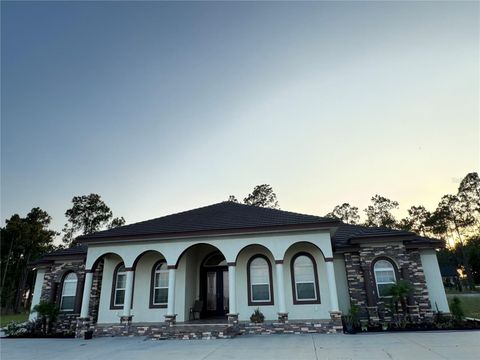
xmin=175 ymin=243 xmax=228 ymax=320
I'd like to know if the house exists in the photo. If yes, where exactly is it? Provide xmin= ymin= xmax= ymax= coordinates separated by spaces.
xmin=29 ymin=202 xmax=449 ymax=338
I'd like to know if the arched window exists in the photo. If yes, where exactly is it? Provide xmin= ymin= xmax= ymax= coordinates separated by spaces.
xmin=60 ymin=272 xmax=77 ymax=311
xmin=291 ymin=253 xmax=320 ymax=304
xmin=373 ymin=259 xmax=397 ymax=297
xmin=247 ymin=255 xmax=274 ymax=305
xmin=112 ymin=264 xmax=127 ymax=308
xmin=150 ymin=261 xmax=169 ymax=308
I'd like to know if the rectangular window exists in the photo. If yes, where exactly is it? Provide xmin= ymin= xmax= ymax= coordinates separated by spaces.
xmin=60 ymin=277 xmax=77 ymax=311
xmin=114 ymin=273 xmax=126 ymax=306
xmin=377 ymin=283 xmax=394 ymax=297
xmin=60 ymin=296 xmax=75 ymax=311
xmin=252 ymin=284 xmax=270 ymax=302
xmin=296 ymin=282 xmax=316 ymax=300
xmin=153 ymin=271 xmax=169 ymax=305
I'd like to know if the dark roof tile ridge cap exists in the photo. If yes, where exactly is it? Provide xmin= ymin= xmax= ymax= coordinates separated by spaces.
xmin=224 ymin=201 xmax=339 ymax=222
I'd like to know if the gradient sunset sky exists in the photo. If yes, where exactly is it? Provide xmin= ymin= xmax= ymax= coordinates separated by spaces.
xmin=1 ymin=1 xmax=479 ymax=240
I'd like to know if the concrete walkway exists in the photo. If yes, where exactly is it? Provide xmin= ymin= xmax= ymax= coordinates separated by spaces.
xmin=1 ymin=331 xmax=479 ymax=360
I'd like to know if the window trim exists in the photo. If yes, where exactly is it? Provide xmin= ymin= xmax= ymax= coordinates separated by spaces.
xmin=110 ymin=262 xmax=134 ymax=310
xmin=59 ymin=271 xmax=78 ymax=312
xmin=247 ymin=254 xmax=274 ymax=306
xmin=290 ymin=252 xmax=321 ymax=305
xmin=149 ymin=260 xmax=168 ymax=309
xmin=372 ymin=257 xmax=399 ymax=299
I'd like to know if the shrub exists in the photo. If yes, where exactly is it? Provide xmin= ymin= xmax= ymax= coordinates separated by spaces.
xmin=450 ymin=296 xmax=464 ymax=321
xmin=4 ymin=319 xmax=41 ymax=337
xmin=388 ymin=280 xmax=414 ymax=314
xmin=4 ymin=322 xmax=25 ymax=337
xmin=250 ymin=308 xmax=265 ymax=323
xmin=31 ymin=301 xmax=59 ymax=334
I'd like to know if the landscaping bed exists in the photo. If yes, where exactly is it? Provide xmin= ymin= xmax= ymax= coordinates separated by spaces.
xmin=4 ymin=333 xmax=75 ymax=339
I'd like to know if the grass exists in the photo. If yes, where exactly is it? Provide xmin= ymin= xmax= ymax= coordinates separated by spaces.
xmin=446 ymin=293 xmax=480 ymax=319
xmin=0 ymin=313 xmax=29 ymax=327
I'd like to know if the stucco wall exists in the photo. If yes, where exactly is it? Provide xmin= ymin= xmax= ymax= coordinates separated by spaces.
xmin=29 ymin=268 xmax=46 ymax=321
xmin=97 ymin=252 xmax=191 ymax=323
xmin=420 ymin=249 xmax=449 ymax=313
xmin=97 ymin=254 xmax=123 ymax=323
xmin=85 ymin=230 xmax=333 ymax=268
xmin=333 ymin=255 xmax=350 ymax=314
xmin=236 ymin=245 xmax=278 ymax=321
xmin=283 ymin=243 xmax=331 ymax=320
xmin=93 ymin=232 xmax=337 ymax=323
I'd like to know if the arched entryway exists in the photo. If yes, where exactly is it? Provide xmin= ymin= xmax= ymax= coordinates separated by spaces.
xmin=201 ymin=251 xmax=228 ymax=318
xmin=175 ymin=243 xmax=229 ymax=320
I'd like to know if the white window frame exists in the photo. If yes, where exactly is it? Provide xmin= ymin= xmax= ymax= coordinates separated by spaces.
xmin=249 ymin=257 xmax=271 ymax=303
xmin=373 ymin=259 xmax=397 ymax=298
xmin=153 ymin=262 xmax=169 ymax=306
xmin=114 ymin=266 xmax=127 ymax=307
xmin=60 ymin=272 xmax=77 ymax=311
xmin=293 ymin=255 xmax=317 ymax=301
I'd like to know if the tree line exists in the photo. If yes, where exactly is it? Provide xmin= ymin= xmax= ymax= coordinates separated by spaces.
xmin=1 ymin=175 xmax=478 ymax=314
xmin=0 ymin=194 xmax=124 ymax=313
xmin=323 ymin=172 xmax=480 ymax=289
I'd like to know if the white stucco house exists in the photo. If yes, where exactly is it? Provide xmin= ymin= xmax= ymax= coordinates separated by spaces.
xmin=30 ymin=202 xmax=449 ymax=338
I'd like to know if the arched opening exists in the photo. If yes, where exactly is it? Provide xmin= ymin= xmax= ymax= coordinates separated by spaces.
xmin=235 ymin=244 xmax=276 ymax=308
xmin=87 ymin=252 xmax=125 ymax=322
xmin=176 ymin=243 xmax=228 ymax=320
xmin=131 ymin=250 xmax=167 ymax=310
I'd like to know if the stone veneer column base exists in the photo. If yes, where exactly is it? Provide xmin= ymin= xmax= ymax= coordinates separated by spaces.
xmin=164 ymin=314 xmax=177 ymax=326
xmin=277 ymin=312 xmax=289 ymax=323
xmin=119 ymin=315 xmax=133 ymax=325
xmin=227 ymin=313 xmax=239 ymax=325
xmin=366 ymin=306 xmax=380 ymax=323
xmin=93 ymin=318 xmax=344 ymax=339
xmin=75 ymin=317 xmax=92 ymax=339
xmin=329 ymin=311 xmax=343 ymax=333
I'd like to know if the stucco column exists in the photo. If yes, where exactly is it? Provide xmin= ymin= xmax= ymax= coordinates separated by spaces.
xmin=228 ymin=264 xmax=237 ymax=314
xmin=29 ymin=268 xmax=46 ymax=321
xmin=122 ymin=269 xmax=134 ymax=317
xmin=275 ymin=261 xmax=287 ymax=316
xmin=166 ymin=267 xmax=176 ymax=316
xmin=80 ymin=271 xmax=93 ymax=318
xmin=325 ymin=259 xmax=340 ymax=312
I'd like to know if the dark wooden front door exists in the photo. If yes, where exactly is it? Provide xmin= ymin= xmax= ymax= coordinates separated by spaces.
xmin=202 ymin=267 xmax=229 ymax=317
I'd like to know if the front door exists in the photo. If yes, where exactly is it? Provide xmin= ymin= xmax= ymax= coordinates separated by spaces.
xmin=204 ymin=268 xmax=229 ymax=317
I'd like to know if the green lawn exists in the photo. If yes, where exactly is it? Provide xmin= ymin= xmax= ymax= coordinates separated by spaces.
xmin=0 ymin=313 xmax=29 ymax=328
xmin=446 ymin=293 xmax=480 ymax=319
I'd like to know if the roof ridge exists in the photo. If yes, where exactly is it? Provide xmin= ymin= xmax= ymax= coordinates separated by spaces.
xmin=221 ymin=201 xmax=336 ymax=221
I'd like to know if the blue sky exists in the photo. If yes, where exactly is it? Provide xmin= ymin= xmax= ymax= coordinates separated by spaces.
xmin=2 ymin=1 xmax=479 ymax=241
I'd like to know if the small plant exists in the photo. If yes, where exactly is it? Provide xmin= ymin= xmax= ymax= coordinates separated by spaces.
xmin=381 ymin=322 xmax=389 ymax=331
xmin=31 ymin=301 xmax=60 ymax=334
xmin=342 ymin=303 xmax=361 ymax=334
xmin=388 ymin=280 xmax=414 ymax=315
xmin=250 ymin=308 xmax=265 ymax=323
xmin=449 ymin=296 xmax=464 ymax=322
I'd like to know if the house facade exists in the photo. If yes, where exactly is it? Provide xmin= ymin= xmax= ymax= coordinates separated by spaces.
xmin=30 ymin=202 xmax=449 ymax=338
